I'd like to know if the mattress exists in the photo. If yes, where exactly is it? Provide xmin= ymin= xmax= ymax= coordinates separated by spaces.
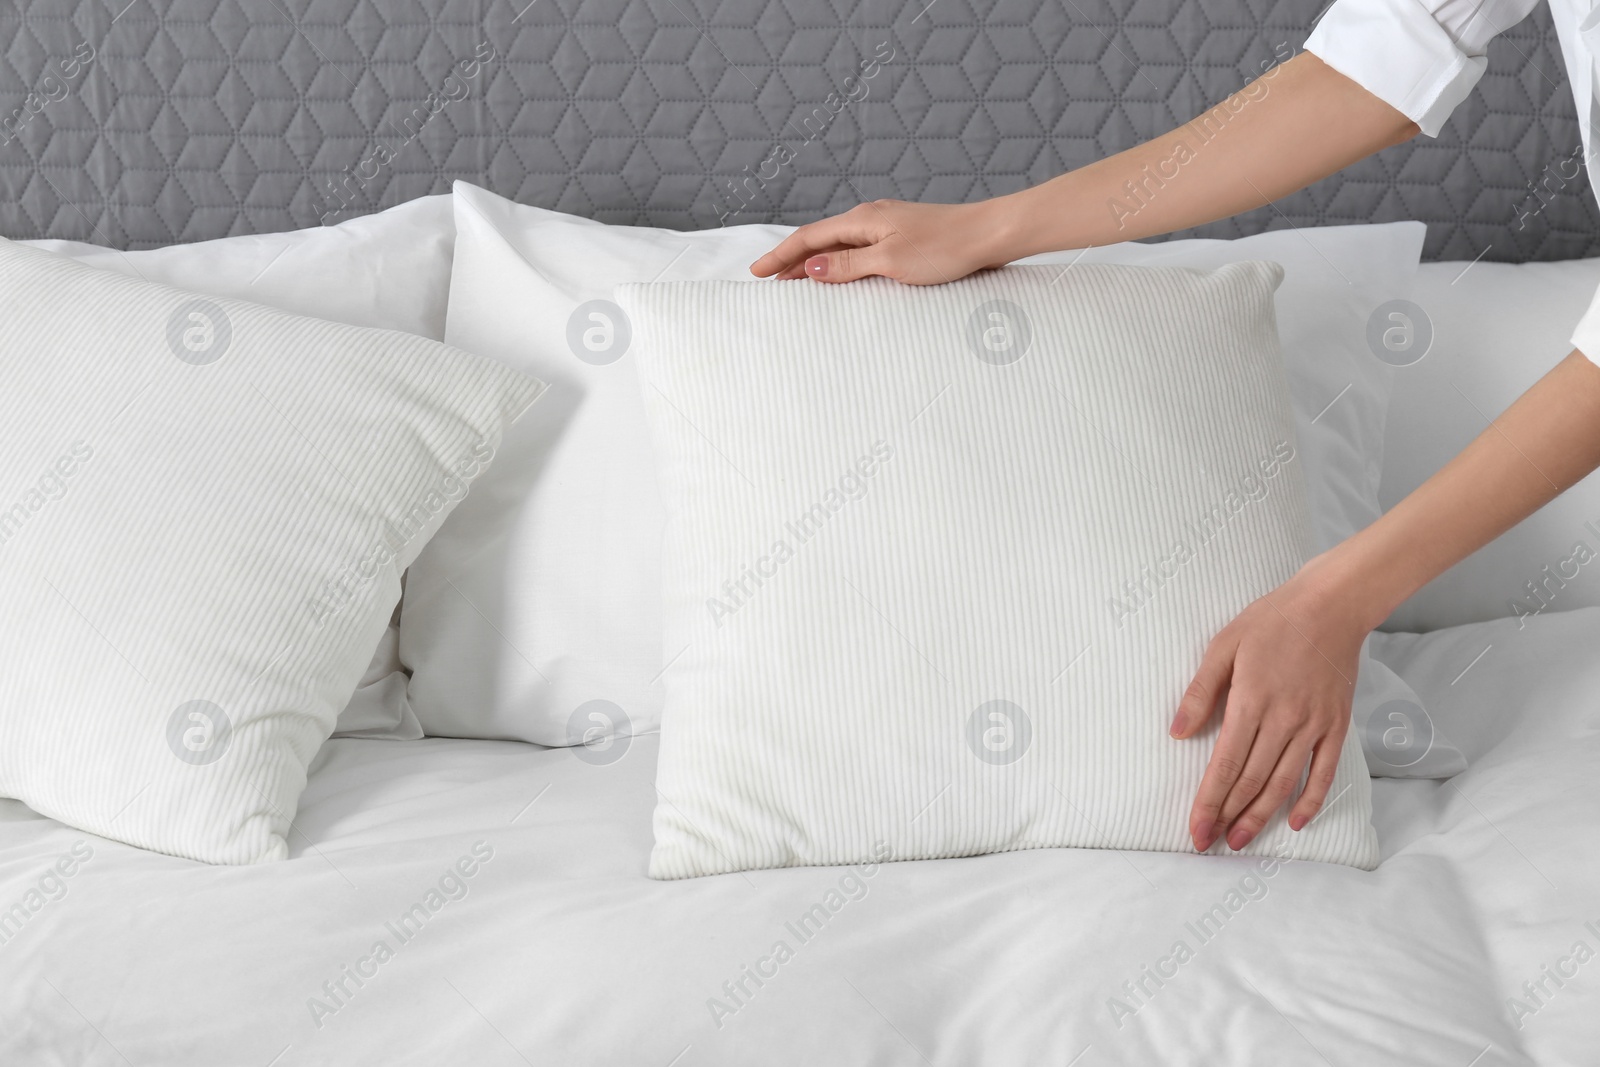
xmin=5 ymin=603 xmax=1598 ymax=1065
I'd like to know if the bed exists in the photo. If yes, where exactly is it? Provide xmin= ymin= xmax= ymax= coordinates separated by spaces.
xmin=3 ymin=1 xmax=1600 ymax=1065
xmin=3 ymin=600 xmax=1598 ymax=1065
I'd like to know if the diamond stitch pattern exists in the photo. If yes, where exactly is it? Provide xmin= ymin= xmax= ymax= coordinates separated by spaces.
xmin=0 ymin=0 xmax=1592 ymax=259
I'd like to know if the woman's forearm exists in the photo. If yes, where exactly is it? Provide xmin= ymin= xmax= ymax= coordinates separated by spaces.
xmin=1299 ymin=351 xmax=1600 ymax=631
xmin=1001 ymin=48 xmax=1599 ymax=630
xmin=751 ymin=53 xmax=1420 ymax=283
xmin=989 ymin=53 xmax=1419 ymax=258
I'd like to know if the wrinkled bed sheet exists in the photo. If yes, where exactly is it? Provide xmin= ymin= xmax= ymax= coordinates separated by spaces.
xmin=3 ymin=608 xmax=1597 ymax=1066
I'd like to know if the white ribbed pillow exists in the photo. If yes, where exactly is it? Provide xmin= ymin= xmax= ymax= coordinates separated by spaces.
xmin=624 ymin=263 xmax=1380 ymax=878
xmin=0 ymin=238 xmax=544 ymax=864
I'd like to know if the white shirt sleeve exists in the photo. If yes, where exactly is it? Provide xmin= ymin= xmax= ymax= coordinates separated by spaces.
xmin=1304 ymin=0 xmax=1544 ymax=136
xmin=1571 ymin=284 xmax=1600 ymax=362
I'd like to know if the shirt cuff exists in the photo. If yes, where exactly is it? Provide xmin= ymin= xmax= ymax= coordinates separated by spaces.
xmin=1304 ymin=0 xmax=1487 ymax=137
xmin=1570 ymin=281 xmax=1600 ymax=364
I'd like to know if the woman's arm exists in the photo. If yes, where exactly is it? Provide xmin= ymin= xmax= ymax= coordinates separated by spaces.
xmin=750 ymin=52 xmax=1417 ymax=283
xmin=1177 ymin=351 xmax=1600 ymax=852
xmin=753 ymin=45 xmax=1600 ymax=854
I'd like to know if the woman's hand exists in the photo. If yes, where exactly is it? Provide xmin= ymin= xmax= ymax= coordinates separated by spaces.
xmin=1169 ymin=352 xmax=1600 ymax=855
xmin=749 ymin=198 xmax=1023 ymax=285
xmin=1170 ymin=557 xmax=1374 ymax=853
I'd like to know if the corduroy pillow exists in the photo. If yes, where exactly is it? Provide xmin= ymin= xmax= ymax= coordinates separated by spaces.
xmin=0 ymin=238 xmax=543 ymax=863
xmin=622 ymin=264 xmax=1380 ymax=878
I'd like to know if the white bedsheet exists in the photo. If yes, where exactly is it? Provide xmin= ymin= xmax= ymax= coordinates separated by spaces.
xmin=1370 ymin=608 xmax=1600 ymax=1067
xmin=9 ymin=613 xmax=1600 ymax=1064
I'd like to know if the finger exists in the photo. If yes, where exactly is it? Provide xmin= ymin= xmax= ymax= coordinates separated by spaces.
xmin=800 ymin=242 xmax=899 ymax=284
xmin=1288 ymin=733 xmax=1343 ymax=831
xmin=1216 ymin=724 xmax=1297 ymax=837
xmin=773 ymin=243 xmax=849 ymax=280
xmin=749 ymin=208 xmax=884 ymax=277
xmin=1171 ymin=632 xmax=1236 ymax=739
xmin=1225 ymin=735 xmax=1313 ymax=850
xmin=1188 ymin=694 xmax=1259 ymax=852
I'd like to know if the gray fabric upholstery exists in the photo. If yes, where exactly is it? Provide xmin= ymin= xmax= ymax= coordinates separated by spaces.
xmin=0 ymin=0 xmax=1593 ymax=259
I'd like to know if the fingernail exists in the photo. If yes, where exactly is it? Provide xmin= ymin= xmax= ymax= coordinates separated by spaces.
xmin=1168 ymin=712 xmax=1186 ymax=738
xmin=1195 ymin=824 xmax=1216 ymax=852
xmin=1227 ymin=828 xmax=1253 ymax=851
xmin=805 ymin=256 xmax=828 ymax=277
xmin=1289 ymin=814 xmax=1307 ymax=832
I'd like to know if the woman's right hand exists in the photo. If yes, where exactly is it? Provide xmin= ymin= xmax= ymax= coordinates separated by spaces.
xmin=749 ymin=197 xmax=1023 ymax=285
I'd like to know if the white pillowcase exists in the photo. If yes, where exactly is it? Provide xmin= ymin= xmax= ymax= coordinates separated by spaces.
xmin=402 ymin=184 xmax=790 ymax=744
xmin=0 ymin=238 xmax=542 ymax=863
xmin=24 ymin=194 xmax=457 ymax=740
xmin=1383 ymin=258 xmax=1600 ymax=630
xmin=408 ymin=182 xmax=1458 ymax=777
xmin=623 ymin=264 xmax=1380 ymax=877
xmin=25 ymin=194 xmax=456 ymax=339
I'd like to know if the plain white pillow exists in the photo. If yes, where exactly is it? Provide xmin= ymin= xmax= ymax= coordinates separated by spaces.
xmin=1382 ymin=258 xmax=1600 ymax=631
xmin=21 ymin=194 xmax=457 ymax=739
xmin=624 ymin=264 xmax=1379 ymax=877
xmin=402 ymin=183 xmax=790 ymax=745
xmin=0 ymin=238 xmax=542 ymax=863
xmin=407 ymin=183 xmax=1459 ymax=776
xmin=23 ymin=194 xmax=455 ymax=339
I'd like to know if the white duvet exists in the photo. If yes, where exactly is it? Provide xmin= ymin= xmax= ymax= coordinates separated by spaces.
xmin=4 ymin=608 xmax=1597 ymax=1066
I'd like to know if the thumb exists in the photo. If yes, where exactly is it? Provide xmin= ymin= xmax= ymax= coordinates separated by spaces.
xmin=804 ymin=244 xmax=894 ymax=284
xmin=1171 ymin=633 xmax=1236 ymax=739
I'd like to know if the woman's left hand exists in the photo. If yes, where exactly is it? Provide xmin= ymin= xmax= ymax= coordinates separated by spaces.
xmin=1169 ymin=559 xmax=1372 ymax=853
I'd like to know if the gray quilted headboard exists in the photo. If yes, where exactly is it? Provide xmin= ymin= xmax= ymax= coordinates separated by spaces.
xmin=1 ymin=0 xmax=1594 ymax=260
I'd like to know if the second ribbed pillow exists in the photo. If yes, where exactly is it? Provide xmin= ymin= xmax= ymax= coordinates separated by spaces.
xmin=0 ymin=238 xmax=544 ymax=864
xmin=622 ymin=263 xmax=1380 ymax=878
